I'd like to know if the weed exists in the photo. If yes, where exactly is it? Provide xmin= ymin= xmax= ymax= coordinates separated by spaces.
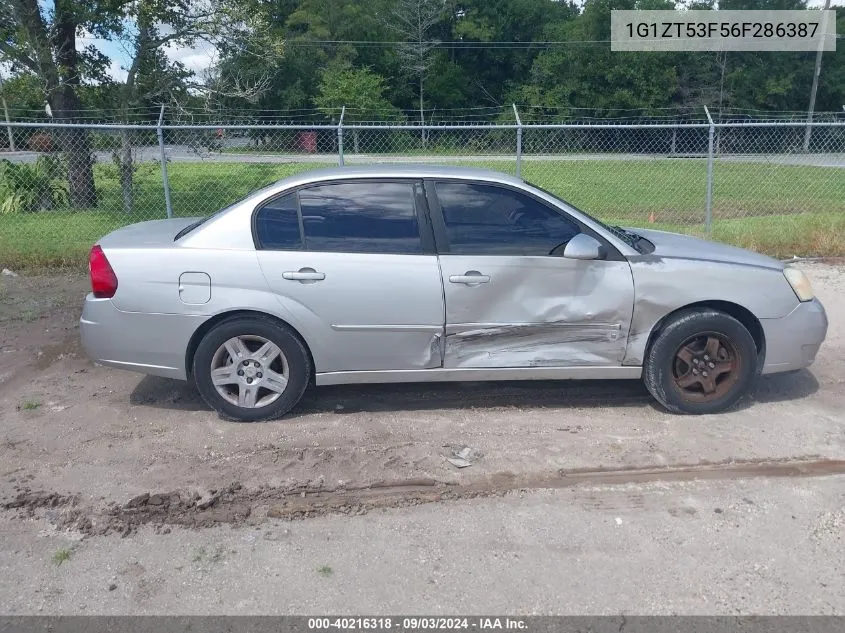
xmin=192 ymin=544 xmax=228 ymax=564
xmin=52 ymin=548 xmax=72 ymax=566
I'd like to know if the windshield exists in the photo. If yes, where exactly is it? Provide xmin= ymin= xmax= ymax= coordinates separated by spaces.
xmin=526 ymin=180 xmax=650 ymax=253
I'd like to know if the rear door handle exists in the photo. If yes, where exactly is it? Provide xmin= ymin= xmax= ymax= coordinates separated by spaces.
xmin=449 ymin=271 xmax=490 ymax=285
xmin=283 ymin=268 xmax=326 ymax=282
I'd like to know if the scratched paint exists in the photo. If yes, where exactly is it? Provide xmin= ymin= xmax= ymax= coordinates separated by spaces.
xmin=439 ymin=254 xmax=635 ymax=368
xmin=445 ymin=322 xmax=622 ymax=367
xmin=424 ymin=332 xmax=444 ymax=369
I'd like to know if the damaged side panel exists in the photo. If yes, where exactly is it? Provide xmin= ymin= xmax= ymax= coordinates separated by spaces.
xmin=623 ymin=257 xmax=800 ymax=366
xmin=445 ymin=322 xmax=622 ymax=367
xmin=439 ymin=255 xmax=635 ymax=368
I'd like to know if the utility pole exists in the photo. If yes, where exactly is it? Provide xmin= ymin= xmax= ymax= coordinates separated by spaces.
xmin=0 ymin=70 xmax=15 ymax=152
xmin=804 ymin=0 xmax=832 ymax=152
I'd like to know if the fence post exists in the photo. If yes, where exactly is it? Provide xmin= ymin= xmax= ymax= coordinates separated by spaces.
xmin=704 ymin=105 xmax=715 ymax=236
xmin=803 ymin=0 xmax=832 ymax=152
xmin=0 ymin=71 xmax=14 ymax=152
xmin=337 ymin=106 xmax=345 ymax=167
xmin=157 ymin=105 xmax=174 ymax=219
xmin=512 ymin=103 xmax=522 ymax=178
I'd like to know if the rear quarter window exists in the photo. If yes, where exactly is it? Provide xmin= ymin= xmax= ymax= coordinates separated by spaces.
xmin=255 ymin=193 xmax=303 ymax=249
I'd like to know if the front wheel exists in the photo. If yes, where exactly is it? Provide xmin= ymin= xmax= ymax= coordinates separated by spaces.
xmin=193 ymin=316 xmax=312 ymax=422
xmin=644 ymin=309 xmax=757 ymax=414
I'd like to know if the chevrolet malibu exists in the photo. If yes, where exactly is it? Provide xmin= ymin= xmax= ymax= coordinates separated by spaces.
xmin=81 ymin=165 xmax=827 ymax=421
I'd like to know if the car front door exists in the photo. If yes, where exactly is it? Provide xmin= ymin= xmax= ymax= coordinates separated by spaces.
xmin=426 ymin=180 xmax=635 ymax=369
xmin=254 ymin=180 xmax=445 ymax=373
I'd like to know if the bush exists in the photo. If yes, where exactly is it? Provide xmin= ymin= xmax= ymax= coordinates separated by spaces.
xmin=0 ymin=157 xmax=69 ymax=214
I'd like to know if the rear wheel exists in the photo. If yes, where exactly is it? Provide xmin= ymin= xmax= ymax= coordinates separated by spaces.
xmin=193 ymin=316 xmax=311 ymax=422
xmin=644 ymin=309 xmax=757 ymax=414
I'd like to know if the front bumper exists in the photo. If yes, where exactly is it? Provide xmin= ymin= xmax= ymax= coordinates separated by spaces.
xmin=80 ymin=294 xmax=207 ymax=381
xmin=760 ymin=297 xmax=828 ymax=375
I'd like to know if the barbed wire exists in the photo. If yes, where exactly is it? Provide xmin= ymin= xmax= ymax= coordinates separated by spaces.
xmin=2 ymin=104 xmax=842 ymax=127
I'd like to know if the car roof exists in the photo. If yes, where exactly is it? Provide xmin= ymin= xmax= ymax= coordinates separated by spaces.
xmin=271 ymin=164 xmax=525 ymax=189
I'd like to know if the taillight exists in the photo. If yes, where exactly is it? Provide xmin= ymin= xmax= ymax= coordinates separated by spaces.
xmin=89 ymin=245 xmax=118 ymax=298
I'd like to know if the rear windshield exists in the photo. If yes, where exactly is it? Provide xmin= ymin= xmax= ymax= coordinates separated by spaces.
xmin=174 ymin=181 xmax=281 ymax=241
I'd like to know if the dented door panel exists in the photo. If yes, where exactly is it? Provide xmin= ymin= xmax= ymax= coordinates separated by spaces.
xmin=439 ymin=255 xmax=635 ymax=368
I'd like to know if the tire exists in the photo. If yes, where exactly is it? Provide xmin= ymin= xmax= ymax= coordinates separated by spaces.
xmin=643 ymin=308 xmax=757 ymax=415
xmin=193 ymin=316 xmax=312 ymax=422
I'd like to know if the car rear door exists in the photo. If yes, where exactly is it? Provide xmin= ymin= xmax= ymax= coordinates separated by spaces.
xmin=426 ymin=179 xmax=635 ymax=369
xmin=254 ymin=179 xmax=445 ymax=373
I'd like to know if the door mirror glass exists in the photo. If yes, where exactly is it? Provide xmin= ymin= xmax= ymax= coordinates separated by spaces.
xmin=562 ymin=233 xmax=604 ymax=260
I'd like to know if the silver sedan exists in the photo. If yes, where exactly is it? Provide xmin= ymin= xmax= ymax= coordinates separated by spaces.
xmin=80 ymin=165 xmax=827 ymax=421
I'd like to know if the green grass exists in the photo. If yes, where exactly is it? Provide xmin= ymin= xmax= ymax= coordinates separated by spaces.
xmin=0 ymin=161 xmax=331 ymax=269
xmin=523 ymin=159 xmax=845 ymax=221
xmin=191 ymin=544 xmax=228 ymax=564
xmin=52 ymin=548 xmax=72 ymax=566
xmin=317 ymin=565 xmax=333 ymax=577
xmin=19 ymin=400 xmax=41 ymax=411
xmin=1 ymin=158 xmax=842 ymax=270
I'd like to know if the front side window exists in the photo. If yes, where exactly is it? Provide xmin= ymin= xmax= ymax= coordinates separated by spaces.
xmin=435 ymin=182 xmax=580 ymax=255
xmin=298 ymin=182 xmax=422 ymax=254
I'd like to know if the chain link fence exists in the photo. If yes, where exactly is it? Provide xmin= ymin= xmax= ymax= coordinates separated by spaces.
xmin=1 ymin=113 xmax=843 ymax=268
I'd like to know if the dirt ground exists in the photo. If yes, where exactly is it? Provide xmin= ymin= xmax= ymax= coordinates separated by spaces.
xmin=0 ymin=263 xmax=844 ymax=613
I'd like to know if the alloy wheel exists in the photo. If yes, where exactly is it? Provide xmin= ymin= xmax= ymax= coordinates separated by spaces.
xmin=209 ymin=335 xmax=290 ymax=408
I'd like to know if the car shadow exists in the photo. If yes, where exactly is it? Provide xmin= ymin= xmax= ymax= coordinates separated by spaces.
xmin=748 ymin=368 xmax=820 ymax=404
xmin=128 ymin=369 xmax=819 ymax=418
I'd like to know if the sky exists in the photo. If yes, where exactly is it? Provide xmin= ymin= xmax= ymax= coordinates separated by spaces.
xmin=78 ymin=32 xmax=219 ymax=83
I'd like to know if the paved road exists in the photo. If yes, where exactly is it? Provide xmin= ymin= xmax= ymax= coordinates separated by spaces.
xmin=2 ymin=148 xmax=844 ymax=167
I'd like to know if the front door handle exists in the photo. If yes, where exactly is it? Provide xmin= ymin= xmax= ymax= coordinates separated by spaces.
xmin=449 ymin=271 xmax=490 ymax=285
xmin=283 ymin=268 xmax=326 ymax=283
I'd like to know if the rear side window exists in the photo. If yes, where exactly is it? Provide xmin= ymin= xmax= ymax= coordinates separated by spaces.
xmin=435 ymin=182 xmax=580 ymax=255
xmin=298 ymin=182 xmax=423 ymax=254
xmin=255 ymin=193 xmax=302 ymax=249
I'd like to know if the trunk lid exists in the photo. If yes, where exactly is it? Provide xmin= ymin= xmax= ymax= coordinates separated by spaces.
xmin=97 ymin=218 xmax=203 ymax=249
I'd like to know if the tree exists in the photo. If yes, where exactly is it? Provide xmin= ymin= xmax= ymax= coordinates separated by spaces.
xmin=448 ymin=0 xmax=577 ymax=106
xmin=110 ymin=0 xmax=214 ymax=213
xmin=213 ymin=0 xmax=399 ymax=119
xmin=511 ymin=0 xmax=677 ymax=116
xmin=314 ymin=63 xmax=401 ymax=152
xmin=384 ymin=0 xmax=443 ymax=143
xmin=0 ymin=71 xmax=44 ymax=150
xmin=103 ymin=0 xmax=283 ymax=213
xmin=0 ymin=0 xmax=121 ymax=207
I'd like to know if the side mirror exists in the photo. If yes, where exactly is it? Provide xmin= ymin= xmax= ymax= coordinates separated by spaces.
xmin=562 ymin=233 xmax=604 ymax=260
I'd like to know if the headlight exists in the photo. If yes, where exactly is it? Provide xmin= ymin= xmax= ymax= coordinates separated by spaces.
xmin=784 ymin=267 xmax=814 ymax=302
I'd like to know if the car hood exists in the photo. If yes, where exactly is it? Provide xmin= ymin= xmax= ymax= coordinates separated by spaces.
xmin=97 ymin=217 xmax=203 ymax=248
xmin=627 ymin=227 xmax=784 ymax=270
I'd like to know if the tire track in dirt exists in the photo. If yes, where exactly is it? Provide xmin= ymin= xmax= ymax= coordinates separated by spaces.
xmin=3 ymin=456 xmax=844 ymax=538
